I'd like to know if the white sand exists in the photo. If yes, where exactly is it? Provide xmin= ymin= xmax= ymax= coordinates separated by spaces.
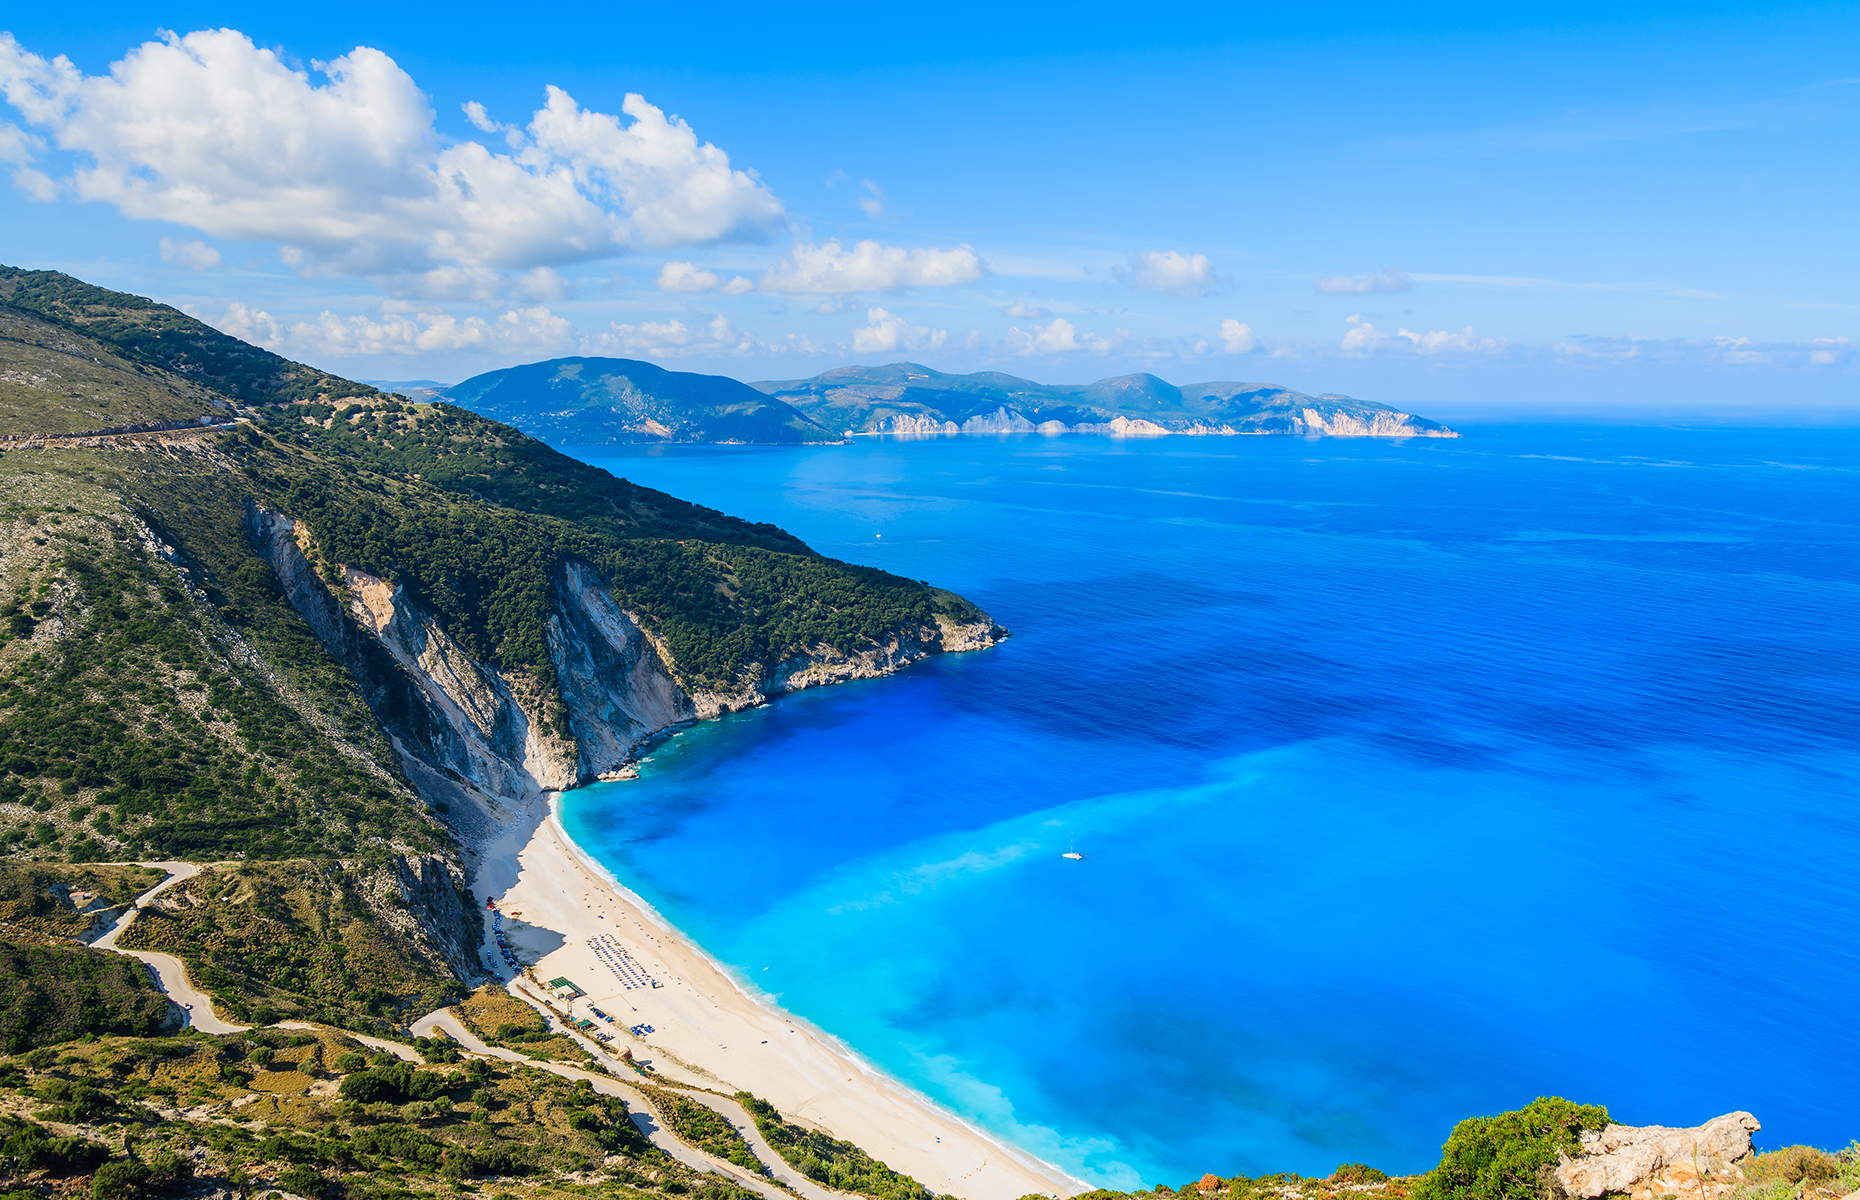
xmin=471 ymin=793 xmax=1082 ymax=1200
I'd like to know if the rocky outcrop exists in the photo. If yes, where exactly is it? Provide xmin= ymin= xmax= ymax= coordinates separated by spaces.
xmin=357 ymin=852 xmax=478 ymax=980
xmin=1555 ymin=1112 xmax=1760 ymax=1200
xmin=248 ymin=505 xmax=1002 ymax=821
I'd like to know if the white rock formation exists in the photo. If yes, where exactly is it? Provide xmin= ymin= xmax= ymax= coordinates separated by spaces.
xmin=1555 ymin=1112 xmax=1760 ymax=1200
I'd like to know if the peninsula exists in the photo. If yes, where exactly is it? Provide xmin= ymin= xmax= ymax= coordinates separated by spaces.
xmin=430 ymin=358 xmax=1456 ymax=445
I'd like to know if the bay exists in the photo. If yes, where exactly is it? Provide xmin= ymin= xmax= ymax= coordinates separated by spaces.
xmin=557 ymin=426 xmax=1860 ymax=1187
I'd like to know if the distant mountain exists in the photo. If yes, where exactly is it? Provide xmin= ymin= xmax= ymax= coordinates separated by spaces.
xmin=441 ymin=357 xmax=838 ymax=445
xmin=754 ymin=362 xmax=1458 ymax=438
xmin=364 ymin=379 xmax=454 ymax=403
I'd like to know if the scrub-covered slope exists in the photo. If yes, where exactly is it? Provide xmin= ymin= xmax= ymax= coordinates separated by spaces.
xmin=0 ymin=267 xmax=1002 ymax=1032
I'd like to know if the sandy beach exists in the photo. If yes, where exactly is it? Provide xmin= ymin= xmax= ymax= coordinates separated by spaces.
xmin=469 ymin=792 xmax=1083 ymax=1200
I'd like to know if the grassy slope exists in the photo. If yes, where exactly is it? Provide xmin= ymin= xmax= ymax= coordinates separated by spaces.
xmin=0 ymin=1028 xmax=770 ymax=1200
xmin=0 ymin=308 xmax=227 ymax=436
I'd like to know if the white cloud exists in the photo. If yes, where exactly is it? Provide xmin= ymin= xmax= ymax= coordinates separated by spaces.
xmin=1713 ymin=336 xmax=1770 ymax=365
xmin=1122 ymin=250 xmax=1220 ymax=297
xmin=1003 ymin=300 xmax=1051 ymax=319
xmin=0 ymin=29 xmax=784 ymax=294
xmin=1001 ymin=318 xmax=1124 ymax=356
xmin=201 ymin=300 xmax=575 ymax=357
xmin=1809 ymin=336 xmax=1850 ymax=365
xmin=851 ymin=307 xmax=947 ymax=355
xmin=719 ymin=275 xmax=754 ymax=294
xmin=11 ymin=165 xmax=55 ymax=200
xmin=760 ymin=238 xmax=986 ymax=294
xmin=460 ymin=101 xmax=502 ymax=133
xmin=658 ymin=261 xmax=720 ymax=292
xmin=1314 ymin=269 xmax=1412 ymax=295
xmin=1342 ymin=313 xmax=1505 ymax=355
xmin=596 ymin=313 xmax=757 ymax=358
xmin=858 ymin=180 xmax=885 ymax=218
xmin=1219 ymin=318 xmax=1256 ymax=354
xmin=0 ymin=120 xmax=36 ymax=163
xmin=158 ymin=236 xmax=220 ymax=269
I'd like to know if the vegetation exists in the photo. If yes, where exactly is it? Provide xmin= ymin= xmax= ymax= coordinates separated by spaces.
xmin=0 ymin=267 xmax=377 ymax=409
xmin=0 ymin=939 xmax=177 ymax=1051
xmin=629 ymin=1082 xmax=764 ymax=1176
xmin=1410 ymin=1097 xmax=1610 ymax=1200
xmin=0 ymin=1027 xmax=767 ymax=1200
xmin=738 ymin=1091 xmax=933 ymax=1200
xmin=241 ymin=402 xmax=972 ymax=689
xmin=454 ymin=986 xmax=593 ymax=1065
xmin=0 ymin=862 xmax=163 ymax=937
xmin=114 ymin=861 xmax=467 ymax=1034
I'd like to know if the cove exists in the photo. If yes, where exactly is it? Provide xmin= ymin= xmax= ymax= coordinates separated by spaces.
xmin=557 ymin=426 xmax=1860 ymax=1188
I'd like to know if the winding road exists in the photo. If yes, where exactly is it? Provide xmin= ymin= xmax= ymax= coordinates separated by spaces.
xmin=89 ymin=861 xmax=840 ymax=1199
xmin=93 ymin=861 xmax=250 ymax=1035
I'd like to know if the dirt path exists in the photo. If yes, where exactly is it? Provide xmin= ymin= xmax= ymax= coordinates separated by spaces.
xmin=93 ymin=861 xmax=250 ymax=1035
xmin=411 ymin=1008 xmax=801 ymax=1200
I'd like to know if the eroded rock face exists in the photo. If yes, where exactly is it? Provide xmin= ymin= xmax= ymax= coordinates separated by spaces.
xmin=1555 ymin=1112 xmax=1761 ymax=1200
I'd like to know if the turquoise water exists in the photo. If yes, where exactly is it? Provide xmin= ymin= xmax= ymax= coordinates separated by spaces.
xmin=557 ymin=428 xmax=1860 ymax=1187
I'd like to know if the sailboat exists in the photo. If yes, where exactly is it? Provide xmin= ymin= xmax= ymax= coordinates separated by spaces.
xmin=1061 ymin=839 xmax=1085 ymax=861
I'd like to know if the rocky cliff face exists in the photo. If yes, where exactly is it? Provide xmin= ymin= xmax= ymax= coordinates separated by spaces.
xmin=1554 ymin=1112 xmax=1761 ymax=1200
xmin=247 ymin=504 xmax=1001 ymax=826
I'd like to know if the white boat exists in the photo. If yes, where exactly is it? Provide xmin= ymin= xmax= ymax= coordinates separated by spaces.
xmin=1061 ymin=840 xmax=1085 ymax=861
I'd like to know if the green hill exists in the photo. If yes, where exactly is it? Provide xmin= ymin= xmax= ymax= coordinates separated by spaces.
xmin=443 ymin=356 xmax=838 ymax=444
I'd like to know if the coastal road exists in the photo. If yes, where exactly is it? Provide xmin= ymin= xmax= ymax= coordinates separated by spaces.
xmin=93 ymin=861 xmax=250 ymax=1036
xmin=497 ymin=979 xmax=842 ymax=1200
xmin=411 ymin=1007 xmax=812 ymax=1200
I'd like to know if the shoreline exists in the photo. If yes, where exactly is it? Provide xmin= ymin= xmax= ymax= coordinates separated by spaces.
xmin=472 ymin=786 xmax=1086 ymax=1200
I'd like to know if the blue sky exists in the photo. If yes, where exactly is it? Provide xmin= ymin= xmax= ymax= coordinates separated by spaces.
xmin=2 ymin=1 xmax=1856 ymax=420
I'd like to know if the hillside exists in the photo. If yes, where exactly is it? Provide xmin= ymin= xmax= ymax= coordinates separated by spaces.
xmin=444 ymin=356 xmax=839 ymax=444
xmin=756 ymin=363 xmax=1459 ymax=438
xmin=0 ymin=267 xmax=1002 ymax=1036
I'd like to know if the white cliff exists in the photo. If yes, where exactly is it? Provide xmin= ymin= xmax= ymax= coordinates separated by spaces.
xmin=246 ymin=504 xmax=1002 ymax=824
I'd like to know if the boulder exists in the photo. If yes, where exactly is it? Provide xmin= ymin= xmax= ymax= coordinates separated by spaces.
xmin=1555 ymin=1112 xmax=1760 ymax=1200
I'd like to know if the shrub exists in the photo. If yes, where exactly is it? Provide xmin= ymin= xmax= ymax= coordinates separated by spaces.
xmin=338 ymin=1062 xmax=445 ymax=1105
xmin=1411 ymin=1097 xmax=1611 ymax=1200
xmin=1333 ymin=1164 xmax=1390 ymax=1184
xmin=277 ymin=1164 xmax=324 ymax=1197
xmin=333 ymin=1052 xmax=366 ymax=1073
xmin=91 ymin=1161 xmax=151 ymax=1200
xmin=1745 ymin=1146 xmax=1838 ymax=1186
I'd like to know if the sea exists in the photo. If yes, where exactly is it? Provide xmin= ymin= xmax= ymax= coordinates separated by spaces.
xmin=555 ymin=426 xmax=1860 ymax=1188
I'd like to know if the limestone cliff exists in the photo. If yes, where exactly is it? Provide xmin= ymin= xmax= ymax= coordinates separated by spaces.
xmin=246 ymin=503 xmax=1002 ymax=825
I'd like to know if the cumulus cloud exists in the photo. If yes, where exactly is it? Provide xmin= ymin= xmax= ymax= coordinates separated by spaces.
xmin=1342 ymin=314 xmax=1504 ymax=355
xmin=202 ymin=300 xmax=575 ymax=357
xmin=595 ymin=313 xmax=758 ymax=358
xmin=760 ymin=238 xmax=985 ymax=294
xmin=0 ymin=29 xmax=784 ymax=295
xmin=1003 ymin=300 xmax=1051 ymax=319
xmin=1314 ymin=269 xmax=1412 ymax=295
xmin=851 ymin=307 xmax=947 ymax=355
xmin=658 ymin=261 xmax=719 ymax=291
xmin=1121 ymin=250 xmax=1221 ymax=297
xmin=159 ymin=237 xmax=220 ymax=269
xmin=1219 ymin=318 xmax=1256 ymax=354
xmin=1002 ymin=317 xmax=1124 ymax=356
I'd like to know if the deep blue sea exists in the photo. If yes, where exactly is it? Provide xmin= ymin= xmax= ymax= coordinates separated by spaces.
xmin=557 ymin=427 xmax=1860 ymax=1188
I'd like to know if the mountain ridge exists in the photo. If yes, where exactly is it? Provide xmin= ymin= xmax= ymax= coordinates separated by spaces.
xmin=433 ymin=356 xmax=1456 ymax=443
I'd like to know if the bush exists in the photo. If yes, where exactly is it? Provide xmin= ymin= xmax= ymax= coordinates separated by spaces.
xmin=338 ymin=1062 xmax=445 ymax=1105
xmin=1745 ymin=1147 xmax=1839 ymax=1186
xmin=333 ymin=1052 xmax=366 ymax=1073
xmin=91 ymin=1161 xmax=151 ymax=1200
xmin=1411 ymin=1097 xmax=1612 ymax=1200
xmin=1333 ymin=1164 xmax=1390 ymax=1184
xmin=277 ymin=1164 xmax=324 ymax=1197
